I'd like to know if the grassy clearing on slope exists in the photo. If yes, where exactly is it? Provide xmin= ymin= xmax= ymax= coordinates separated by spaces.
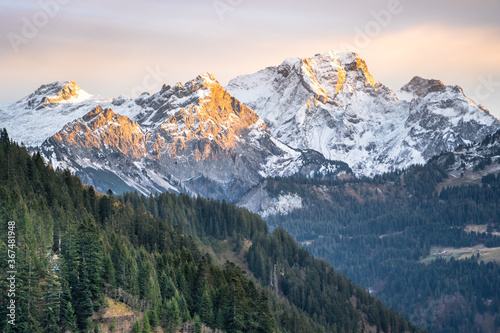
xmin=94 ymin=297 xmax=138 ymax=333
xmin=420 ymin=245 xmax=500 ymax=264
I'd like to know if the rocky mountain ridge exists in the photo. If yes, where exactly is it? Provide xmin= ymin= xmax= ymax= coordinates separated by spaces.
xmin=1 ymin=50 xmax=498 ymax=200
xmin=36 ymin=74 xmax=348 ymax=199
xmin=227 ymin=50 xmax=500 ymax=176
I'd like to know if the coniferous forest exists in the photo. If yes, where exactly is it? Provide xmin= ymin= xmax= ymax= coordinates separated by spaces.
xmin=265 ymin=162 xmax=500 ymax=332
xmin=0 ymin=129 xmax=424 ymax=332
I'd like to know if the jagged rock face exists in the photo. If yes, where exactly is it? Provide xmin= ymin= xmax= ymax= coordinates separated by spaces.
xmin=40 ymin=81 xmax=85 ymax=104
xmin=433 ymin=129 xmax=500 ymax=177
xmin=41 ymin=74 xmax=349 ymax=199
xmin=400 ymin=77 xmax=500 ymax=163
xmin=52 ymin=106 xmax=147 ymax=159
xmin=400 ymin=76 xmax=446 ymax=98
xmin=148 ymin=78 xmax=263 ymax=159
xmin=227 ymin=50 xmax=500 ymax=176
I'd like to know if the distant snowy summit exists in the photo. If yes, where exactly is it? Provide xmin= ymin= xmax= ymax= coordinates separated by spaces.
xmin=0 ymin=50 xmax=498 ymax=198
xmin=0 ymin=81 xmax=110 ymax=147
xmin=227 ymin=50 xmax=499 ymax=175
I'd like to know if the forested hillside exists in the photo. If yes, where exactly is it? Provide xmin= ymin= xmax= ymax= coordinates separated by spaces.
xmin=0 ymin=129 xmax=423 ymax=333
xmin=264 ymin=161 xmax=500 ymax=332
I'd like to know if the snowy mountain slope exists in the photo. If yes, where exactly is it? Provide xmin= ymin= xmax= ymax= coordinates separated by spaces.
xmin=227 ymin=50 xmax=500 ymax=176
xmin=432 ymin=129 xmax=500 ymax=185
xmin=0 ymin=81 xmax=113 ymax=147
xmin=237 ymin=179 xmax=306 ymax=218
xmin=239 ymin=129 xmax=500 ymax=218
xmin=38 ymin=74 xmax=349 ymax=199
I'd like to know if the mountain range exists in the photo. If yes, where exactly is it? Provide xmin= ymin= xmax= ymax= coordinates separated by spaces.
xmin=227 ymin=50 xmax=499 ymax=175
xmin=2 ymin=50 xmax=500 ymax=333
xmin=2 ymin=74 xmax=348 ymax=200
xmin=1 ymin=50 xmax=498 ymax=200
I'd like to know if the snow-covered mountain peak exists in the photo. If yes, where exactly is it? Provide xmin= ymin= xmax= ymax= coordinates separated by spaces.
xmin=133 ymin=73 xmax=243 ymax=127
xmin=227 ymin=50 xmax=384 ymax=117
xmin=0 ymin=80 xmax=112 ymax=147
xmin=309 ymin=50 xmax=361 ymax=67
xmin=42 ymin=80 xmax=92 ymax=104
xmin=81 ymin=105 xmax=115 ymax=123
xmin=11 ymin=80 xmax=93 ymax=110
xmin=173 ymin=72 xmax=218 ymax=94
xmin=400 ymin=76 xmax=447 ymax=99
xmin=299 ymin=50 xmax=377 ymax=97
xmin=143 ymin=73 xmax=218 ymax=102
xmin=3 ymin=51 xmax=499 ymax=198
xmin=51 ymin=104 xmax=146 ymax=160
xmin=195 ymin=72 xmax=218 ymax=85
xmin=227 ymin=50 xmax=500 ymax=176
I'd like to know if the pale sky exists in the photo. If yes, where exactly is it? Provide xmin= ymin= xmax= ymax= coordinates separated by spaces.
xmin=1 ymin=0 xmax=499 ymax=117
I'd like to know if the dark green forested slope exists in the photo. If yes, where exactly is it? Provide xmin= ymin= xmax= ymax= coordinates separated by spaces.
xmin=265 ymin=162 xmax=500 ymax=333
xmin=0 ymin=129 xmax=423 ymax=333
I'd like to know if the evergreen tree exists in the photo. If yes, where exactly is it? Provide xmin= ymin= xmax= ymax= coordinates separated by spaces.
xmin=165 ymin=297 xmax=180 ymax=328
xmin=147 ymin=309 xmax=159 ymax=330
xmin=62 ymin=302 xmax=78 ymax=333
xmin=74 ymin=259 xmax=94 ymax=331
xmin=42 ymin=260 xmax=62 ymax=333
xmin=132 ymin=320 xmax=142 ymax=333
xmin=0 ymin=128 xmax=9 ymax=143
xmin=143 ymin=312 xmax=151 ymax=333
xmin=199 ymin=289 xmax=214 ymax=326
xmin=194 ymin=314 xmax=202 ymax=333
xmin=215 ymin=309 xmax=224 ymax=330
xmin=109 ymin=318 xmax=117 ymax=332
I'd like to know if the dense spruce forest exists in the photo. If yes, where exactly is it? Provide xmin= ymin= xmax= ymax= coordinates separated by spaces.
xmin=0 ymin=129 xmax=423 ymax=333
xmin=265 ymin=162 xmax=500 ymax=332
